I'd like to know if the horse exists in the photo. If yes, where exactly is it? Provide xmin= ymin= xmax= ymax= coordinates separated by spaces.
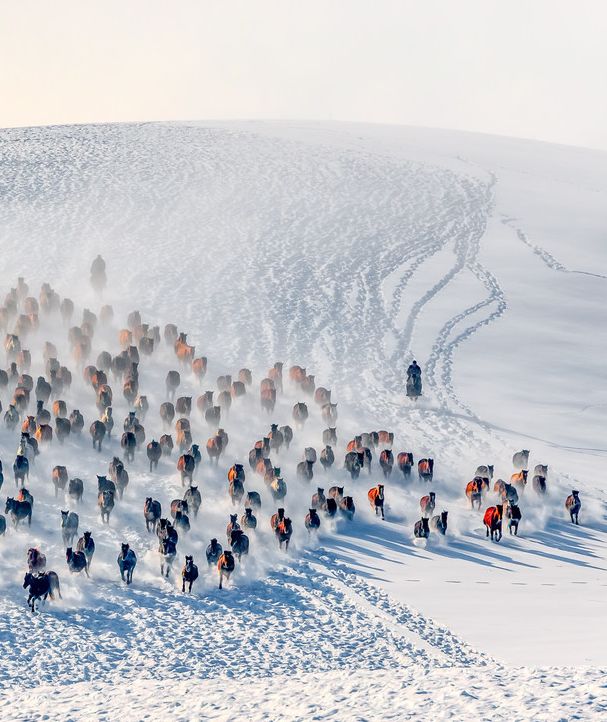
xmin=176 ymin=428 xmax=192 ymax=453
xmin=512 ymin=450 xmax=530 ymax=470
xmin=171 ymin=498 xmax=189 ymax=520
xmin=34 ymin=423 xmax=53 ymax=445
xmin=268 ymin=424 xmax=284 ymax=454
xmin=160 ymin=434 xmax=174 ymax=457
xmin=270 ymin=508 xmax=285 ymax=532
xmin=176 ymin=396 xmax=192 ymax=418
xmin=465 ymin=478 xmax=485 ymax=510
xmin=61 ymin=510 xmax=79 ymax=547
xmin=51 ymin=465 xmax=68 ymax=497
xmin=206 ymin=435 xmax=223 ymax=465
xmin=534 ymin=464 xmax=548 ymax=479
xmin=268 ymin=362 xmax=284 ymax=393
xmin=230 ymin=529 xmax=249 ymax=560
xmin=90 ymin=420 xmax=106 ymax=452
xmin=377 ymin=430 xmax=394 ymax=448
xmin=159 ymin=537 xmax=177 ymax=578
xmin=414 ymin=517 xmax=430 ymax=539
xmin=109 ymin=457 xmax=129 ymax=499
xmin=228 ymin=476 xmax=245 ymax=506
xmin=241 ymin=508 xmax=257 ymax=530
xmin=160 ymin=401 xmax=175 ymax=429
xmin=23 ymin=572 xmax=60 ymax=613
xmin=314 ymin=387 xmax=331 ymax=406
xmin=276 ymin=518 xmax=293 ymax=550
xmin=192 ymin=357 xmax=208 ymax=383
xmin=430 ymin=511 xmax=448 ymax=535
xmin=532 ymin=475 xmax=547 ymax=496
xmin=506 ymin=503 xmax=522 ymax=535
xmin=66 ymin=548 xmax=89 ymax=577
xmin=97 ymin=474 xmax=116 ymax=495
xmin=321 ymin=403 xmax=338 ymax=425
xmin=177 ymin=454 xmax=195 ymax=486
xmin=322 ymin=498 xmax=337 ymax=518
xmin=157 ymin=518 xmax=178 ymax=546
xmin=217 ymin=551 xmax=235 ymax=589
xmin=98 ymin=490 xmax=115 ymax=524
xmin=311 ymin=487 xmax=326 ymax=509
xmin=100 ymin=407 xmax=114 ymax=437
xmin=68 ymin=478 xmax=84 ymax=504
xmin=164 ymin=324 xmax=179 ymax=346
xmin=420 ymin=492 xmax=436 ymax=518
xmin=205 ymin=406 xmax=221 ymax=428
xmin=319 ymin=445 xmax=334 ymax=471
xmin=183 ymin=486 xmax=201 ymax=518
xmin=144 ymin=498 xmax=162 ymax=532
xmin=270 ymin=476 xmax=287 ymax=501
xmin=379 ymin=449 xmax=394 ymax=478
xmin=565 ymin=491 xmax=581 ymax=524
xmin=5 ymin=497 xmax=31 ymax=528
xmin=174 ymin=334 xmax=195 ymax=365
xmin=368 ymin=485 xmax=385 ymax=519
xmin=206 ymin=539 xmax=223 ymax=566
xmin=182 ymin=556 xmax=199 ymax=592
xmin=292 ymin=402 xmax=309 ymax=429
xmin=76 ymin=531 xmax=95 ymax=569
xmin=344 ymin=451 xmax=364 ymax=480
xmin=174 ymin=510 xmax=190 ymax=533
xmin=69 ymin=409 xmax=84 ymax=434
xmin=297 ymin=460 xmax=314 ymax=482
xmin=196 ymin=391 xmax=214 ymax=416
xmin=494 ymin=479 xmax=519 ymax=505
xmin=55 ymin=417 xmax=71 ymax=444
xmin=474 ymin=465 xmax=494 ymax=481
xmin=418 ymin=458 xmax=434 ymax=482
xmin=27 ymin=548 xmax=47 ymax=573
xmin=510 ymin=470 xmax=528 ymax=493
xmin=339 ymin=496 xmax=355 ymax=520
xmin=396 ymin=452 xmax=414 ymax=478
xmin=322 ymin=428 xmax=337 ymax=446
xmin=244 ymin=491 xmax=261 ymax=509
xmin=484 ymin=505 xmax=504 ymax=541
xmin=117 ymin=543 xmax=137 ymax=584
xmin=146 ymin=440 xmax=162 ymax=472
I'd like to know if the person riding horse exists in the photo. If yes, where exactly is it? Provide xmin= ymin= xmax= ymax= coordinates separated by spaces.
xmin=406 ymin=360 xmax=422 ymax=398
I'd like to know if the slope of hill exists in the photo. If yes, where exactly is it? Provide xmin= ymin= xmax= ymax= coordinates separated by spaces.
xmin=0 ymin=121 xmax=605 ymax=719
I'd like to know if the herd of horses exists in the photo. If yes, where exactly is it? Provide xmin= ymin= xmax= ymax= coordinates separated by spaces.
xmin=0 ymin=269 xmax=584 ymax=612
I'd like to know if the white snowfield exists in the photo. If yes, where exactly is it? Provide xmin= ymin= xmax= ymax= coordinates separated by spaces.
xmin=0 ymin=121 xmax=605 ymax=721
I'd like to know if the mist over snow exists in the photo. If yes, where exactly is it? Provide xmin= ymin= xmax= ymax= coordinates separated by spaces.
xmin=0 ymin=121 xmax=605 ymax=720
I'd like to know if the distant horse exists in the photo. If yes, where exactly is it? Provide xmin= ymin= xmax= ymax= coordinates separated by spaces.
xmin=465 ymin=478 xmax=485 ymax=510
xmin=368 ymin=485 xmax=385 ymax=520
xmin=182 ymin=555 xmax=199 ymax=592
xmin=311 ymin=487 xmax=326 ymax=509
xmin=305 ymin=508 xmax=321 ymax=532
xmin=276 ymin=518 xmax=293 ymax=550
xmin=420 ymin=492 xmax=436 ymax=518
xmin=512 ymin=450 xmax=530 ymax=470
xmin=183 ymin=486 xmax=201 ymax=518
xmin=565 ymin=491 xmax=581 ymax=525
xmin=206 ymin=539 xmax=223 ymax=566
xmin=430 ymin=511 xmax=448 ymax=535
xmin=5 ymin=497 xmax=31 ymax=527
xmin=483 ymin=505 xmax=503 ymax=541
xmin=217 ymin=551 xmax=235 ymax=589
xmin=506 ymin=503 xmax=522 ymax=535
xmin=117 ymin=543 xmax=137 ymax=584
xmin=144 ymin=497 xmax=162 ymax=532
xmin=177 ymin=454 xmax=195 ymax=486
xmin=414 ymin=517 xmax=430 ymax=539
xmin=397 ymin=452 xmax=414 ymax=478
xmin=418 ymin=458 xmax=434 ymax=482
xmin=379 ymin=449 xmax=393 ymax=478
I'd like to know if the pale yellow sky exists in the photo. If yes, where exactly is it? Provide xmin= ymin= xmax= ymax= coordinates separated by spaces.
xmin=1 ymin=0 xmax=606 ymax=149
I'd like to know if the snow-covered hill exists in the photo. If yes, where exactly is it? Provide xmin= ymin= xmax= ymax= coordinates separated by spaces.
xmin=0 ymin=121 xmax=605 ymax=720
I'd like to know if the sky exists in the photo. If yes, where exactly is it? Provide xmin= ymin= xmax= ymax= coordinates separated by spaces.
xmin=1 ymin=0 xmax=606 ymax=149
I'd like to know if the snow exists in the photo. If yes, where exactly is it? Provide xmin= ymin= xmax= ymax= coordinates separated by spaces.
xmin=0 ymin=120 xmax=605 ymax=719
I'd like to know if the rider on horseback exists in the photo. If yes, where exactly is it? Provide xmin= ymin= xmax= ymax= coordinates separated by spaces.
xmin=406 ymin=360 xmax=422 ymax=397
